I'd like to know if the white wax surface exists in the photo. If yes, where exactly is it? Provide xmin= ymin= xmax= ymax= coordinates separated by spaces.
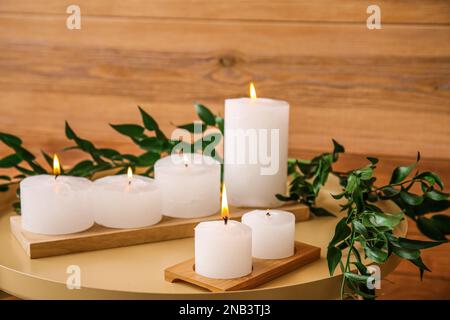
xmin=20 ymin=175 xmax=94 ymax=235
xmin=195 ymin=220 xmax=252 ymax=279
xmin=242 ymin=210 xmax=295 ymax=259
xmin=154 ymin=153 xmax=220 ymax=218
xmin=224 ymin=98 xmax=289 ymax=208
xmin=93 ymin=175 xmax=161 ymax=228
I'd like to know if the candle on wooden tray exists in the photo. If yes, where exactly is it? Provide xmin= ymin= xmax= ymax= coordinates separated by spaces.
xmin=93 ymin=167 xmax=161 ymax=228
xmin=154 ymin=153 xmax=220 ymax=218
xmin=242 ymin=209 xmax=295 ymax=259
xmin=194 ymin=185 xmax=252 ymax=279
xmin=224 ymin=82 xmax=289 ymax=208
xmin=20 ymin=155 xmax=94 ymax=235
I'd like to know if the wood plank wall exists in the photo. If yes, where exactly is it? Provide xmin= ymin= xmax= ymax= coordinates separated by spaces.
xmin=0 ymin=0 xmax=449 ymax=164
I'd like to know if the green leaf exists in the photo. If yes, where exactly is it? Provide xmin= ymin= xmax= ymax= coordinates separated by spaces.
xmin=392 ymin=246 xmax=420 ymax=260
xmin=400 ymin=191 xmax=424 ymax=206
xmin=388 ymin=234 xmax=445 ymax=250
xmin=344 ymin=272 xmax=370 ymax=282
xmin=0 ymin=132 xmax=22 ymax=147
xmin=0 ymin=154 xmax=22 ymax=168
xmin=417 ymin=217 xmax=447 ymax=240
xmin=0 ymin=175 xmax=11 ymax=181
xmin=353 ymin=220 xmax=368 ymax=237
xmin=345 ymin=174 xmax=359 ymax=194
xmin=195 ymin=104 xmax=216 ymax=126
xmin=381 ymin=186 xmax=400 ymax=198
xmin=425 ymin=190 xmax=450 ymax=201
xmin=431 ymin=214 xmax=450 ymax=234
xmin=327 ymin=246 xmax=342 ymax=276
xmin=137 ymin=151 xmax=160 ymax=166
xmin=138 ymin=106 xmax=159 ymax=131
xmin=110 ymin=124 xmax=145 ymax=139
xmin=357 ymin=167 xmax=373 ymax=180
xmin=367 ymin=157 xmax=379 ymax=165
xmin=65 ymin=121 xmax=76 ymax=139
xmin=41 ymin=151 xmax=53 ymax=168
xmin=215 ymin=117 xmax=224 ymax=134
xmin=310 ymin=206 xmax=335 ymax=217
xmin=390 ymin=162 xmax=416 ymax=184
xmin=416 ymin=171 xmax=444 ymax=190
xmin=409 ymin=256 xmax=431 ymax=279
xmin=365 ymin=247 xmax=388 ymax=263
xmin=134 ymin=137 xmax=164 ymax=153
xmin=68 ymin=160 xmax=95 ymax=176
xmin=177 ymin=122 xmax=207 ymax=133
xmin=0 ymin=184 xmax=9 ymax=192
xmin=329 ymin=218 xmax=351 ymax=246
xmin=332 ymin=139 xmax=345 ymax=154
xmin=98 ymin=148 xmax=121 ymax=160
xmin=366 ymin=211 xmax=403 ymax=228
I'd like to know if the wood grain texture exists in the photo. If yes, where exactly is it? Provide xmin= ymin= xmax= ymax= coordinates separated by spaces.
xmin=0 ymin=0 xmax=449 ymax=24
xmin=165 ymin=241 xmax=321 ymax=292
xmin=0 ymin=16 xmax=449 ymax=159
xmin=9 ymin=202 xmax=309 ymax=259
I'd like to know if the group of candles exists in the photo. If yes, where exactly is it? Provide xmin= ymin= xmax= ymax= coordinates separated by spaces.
xmin=19 ymin=83 xmax=293 ymax=279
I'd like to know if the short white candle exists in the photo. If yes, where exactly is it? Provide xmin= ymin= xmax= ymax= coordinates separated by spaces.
xmin=224 ymin=83 xmax=289 ymax=208
xmin=93 ymin=169 xmax=161 ymax=228
xmin=20 ymin=155 xmax=94 ymax=235
xmin=242 ymin=209 xmax=295 ymax=259
xmin=194 ymin=185 xmax=252 ymax=279
xmin=154 ymin=153 xmax=220 ymax=218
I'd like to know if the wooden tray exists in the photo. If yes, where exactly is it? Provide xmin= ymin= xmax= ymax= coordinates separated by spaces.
xmin=10 ymin=203 xmax=309 ymax=259
xmin=165 ymin=241 xmax=320 ymax=292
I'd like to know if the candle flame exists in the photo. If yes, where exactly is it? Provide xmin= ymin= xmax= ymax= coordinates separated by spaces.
xmin=127 ymin=167 xmax=133 ymax=181
xmin=249 ymin=82 xmax=257 ymax=100
xmin=53 ymin=154 xmax=61 ymax=176
xmin=221 ymin=184 xmax=229 ymax=222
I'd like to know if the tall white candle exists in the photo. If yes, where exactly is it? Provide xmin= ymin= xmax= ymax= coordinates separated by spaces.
xmin=242 ymin=209 xmax=295 ymax=259
xmin=224 ymin=83 xmax=289 ymax=208
xmin=154 ymin=153 xmax=220 ymax=218
xmin=194 ymin=185 xmax=252 ymax=279
xmin=93 ymin=169 xmax=161 ymax=228
xmin=20 ymin=155 xmax=94 ymax=235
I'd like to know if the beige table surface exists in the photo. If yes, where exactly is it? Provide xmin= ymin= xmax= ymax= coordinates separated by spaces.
xmin=0 ymin=175 xmax=406 ymax=299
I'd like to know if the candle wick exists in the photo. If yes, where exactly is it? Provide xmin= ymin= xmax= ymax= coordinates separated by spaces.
xmin=184 ymin=163 xmax=188 ymax=168
xmin=223 ymin=217 xmax=228 ymax=225
xmin=266 ymin=209 xmax=271 ymax=216
xmin=54 ymin=174 xmax=59 ymax=180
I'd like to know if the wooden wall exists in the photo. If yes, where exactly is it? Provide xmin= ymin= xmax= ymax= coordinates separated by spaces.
xmin=0 ymin=0 xmax=449 ymax=164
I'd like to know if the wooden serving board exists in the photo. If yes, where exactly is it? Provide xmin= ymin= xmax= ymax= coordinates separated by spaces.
xmin=165 ymin=241 xmax=320 ymax=292
xmin=10 ymin=203 xmax=309 ymax=259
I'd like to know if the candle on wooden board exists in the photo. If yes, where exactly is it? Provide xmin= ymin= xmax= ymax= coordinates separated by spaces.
xmin=154 ymin=153 xmax=220 ymax=218
xmin=242 ymin=209 xmax=295 ymax=259
xmin=20 ymin=154 xmax=94 ymax=235
xmin=93 ymin=167 xmax=162 ymax=228
xmin=224 ymin=83 xmax=289 ymax=208
xmin=194 ymin=184 xmax=252 ymax=279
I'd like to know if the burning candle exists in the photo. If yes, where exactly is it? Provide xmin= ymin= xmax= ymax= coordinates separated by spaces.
xmin=242 ymin=209 xmax=295 ymax=259
xmin=20 ymin=155 xmax=94 ymax=235
xmin=224 ymin=82 xmax=289 ymax=208
xmin=154 ymin=153 xmax=220 ymax=218
xmin=93 ymin=167 xmax=162 ymax=228
xmin=194 ymin=185 xmax=252 ymax=279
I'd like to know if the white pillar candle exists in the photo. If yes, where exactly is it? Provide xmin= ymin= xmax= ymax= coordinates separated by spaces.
xmin=20 ymin=156 xmax=94 ymax=235
xmin=224 ymin=83 xmax=289 ymax=208
xmin=93 ymin=169 xmax=161 ymax=228
xmin=242 ymin=209 xmax=295 ymax=259
xmin=195 ymin=220 xmax=252 ymax=279
xmin=154 ymin=153 xmax=220 ymax=218
xmin=194 ymin=185 xmax=252 ymax=279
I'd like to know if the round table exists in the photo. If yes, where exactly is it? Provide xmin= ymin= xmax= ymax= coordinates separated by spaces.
xmin=0 ymin=176 xmax=406 ymax=299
